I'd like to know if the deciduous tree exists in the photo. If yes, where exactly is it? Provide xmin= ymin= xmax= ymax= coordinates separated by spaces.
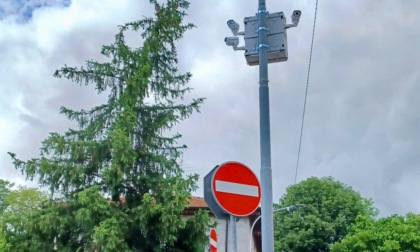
xmin=0 ymin=179 xmax=12 ymax=251
xmin=331 ymin=214 xmax=420 ymax=252
xmin=1 ymin=185 xmax=47 ymax=251
xmin=0 ymin=179 xmax=13 ymax=212
xmin=274 ymin=177 xmax=377 ymax=251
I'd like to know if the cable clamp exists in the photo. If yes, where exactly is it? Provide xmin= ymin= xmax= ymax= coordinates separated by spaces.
xmin=257 ymin=27 xmax=269 ymax=33
xmin=259 ymin=79 xmax=269 ymax=84
xmin=256 ymin=10 xmax=269 ymax=15
xmin=258 ymin=44 xmax=270 ymax=49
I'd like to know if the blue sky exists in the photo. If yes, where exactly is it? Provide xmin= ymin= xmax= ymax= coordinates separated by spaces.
xmin=0 ymin=0 xmax=419 ymax=217
xmin=0 ymin=0 xmax=71 ymax=22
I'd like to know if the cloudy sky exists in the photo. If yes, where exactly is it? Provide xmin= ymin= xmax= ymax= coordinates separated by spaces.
xmin=1 ymin=0 xmax=419 ymax=217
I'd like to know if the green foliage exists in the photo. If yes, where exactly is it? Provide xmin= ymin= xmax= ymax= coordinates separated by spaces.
xmin=274 ymin=177 xmax=377 ymax=252
xmin=0 ymin=183 xmax=48 ymax=251
xmin=0 ymin=179 xmax=12 ymax=251
xmin=331 ymin=214 xmax=420 ymax=252
xmin=7 ymin=0 xmax=210 ymax=251
xmin=0 ymin=226 xmax=9 ymax=252
xmin=0 ymin=179 xmax=13 ymax=213
xmin=171 ymin=210 xmax=212 ymax=252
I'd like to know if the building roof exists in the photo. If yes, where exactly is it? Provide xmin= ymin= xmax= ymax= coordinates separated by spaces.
xmin=187 ymin=196 xmax=208 ymax=208
xmin=185 ymin=196 xmax=261 ymax=217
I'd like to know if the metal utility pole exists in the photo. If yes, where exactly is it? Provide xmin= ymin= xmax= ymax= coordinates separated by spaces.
xmin=256 ymin=1 xmax=274 ymax=251
xmin=224 ymin=2 xmax=301 ymax=251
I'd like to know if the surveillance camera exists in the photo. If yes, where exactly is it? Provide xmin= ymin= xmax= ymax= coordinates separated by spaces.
xmin=227 ymin=19 xmax=240 ymax=35
xmin=291 ymin=10 xmax=301 ymax=24
xmin=224 ymin=37 xmax=239 ymax=48
xmin=285 ymin=10 xmax=302 ymax=29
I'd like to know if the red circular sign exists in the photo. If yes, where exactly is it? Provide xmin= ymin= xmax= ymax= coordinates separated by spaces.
xmin=211 ymin=161 xmax=261 ymax=216
xmin=209 ymin=228 xmax=217 ymax=252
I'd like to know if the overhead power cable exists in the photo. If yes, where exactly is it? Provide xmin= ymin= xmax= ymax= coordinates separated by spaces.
xmin=294 ymin=0 xmax=319 ymax=184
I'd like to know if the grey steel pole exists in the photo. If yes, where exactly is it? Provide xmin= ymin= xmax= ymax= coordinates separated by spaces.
xmin=228 ymin=215 xmax=237 ymax=252
xmin=257 ymin=0 xmax=274 ymax=251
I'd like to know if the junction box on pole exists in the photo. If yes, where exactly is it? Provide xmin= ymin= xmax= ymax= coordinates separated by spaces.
xmin=244 ymin=12 xmax=288 ymax=65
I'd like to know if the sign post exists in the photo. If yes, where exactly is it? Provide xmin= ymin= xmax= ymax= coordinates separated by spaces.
xmin=211 ymin=161 xmax=261 ymax=217
xmin=204 ymin=161 xmax=261 ymax=252
xmin=209 ymin=228 xmax=217 ymax=252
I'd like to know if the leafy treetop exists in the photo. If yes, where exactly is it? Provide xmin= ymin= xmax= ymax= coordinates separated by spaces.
xmin=331 ymin=213 xmax=420 ymax=252
xmin=274 ymin=177 xmax=377 ymax=252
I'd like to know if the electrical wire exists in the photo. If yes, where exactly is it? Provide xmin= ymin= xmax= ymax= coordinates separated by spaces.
xmin=294 ymin=0 xmax=319 ymax=184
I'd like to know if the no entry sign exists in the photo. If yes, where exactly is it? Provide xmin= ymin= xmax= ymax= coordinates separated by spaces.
xmin=211 ymin=161 xmax=261 ymax=216
xmin=209 ymin=228 xmax=217 ymax=252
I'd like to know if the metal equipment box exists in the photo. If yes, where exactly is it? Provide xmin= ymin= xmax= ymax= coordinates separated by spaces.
xmin=244 ymin=12 xmax=288 ymax=66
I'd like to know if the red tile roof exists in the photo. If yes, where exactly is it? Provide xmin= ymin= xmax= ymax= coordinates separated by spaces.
xmin=187 ymin=196 xmax=207 ymax=208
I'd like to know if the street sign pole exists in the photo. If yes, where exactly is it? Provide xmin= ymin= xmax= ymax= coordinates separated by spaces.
xmin=205 ymin=161 xmax=261 ymax=217
xmin=257 ymin=0 xmax=274 ymax=251
xmin=228 ymin=215 xmax=237 ymax=252
xmin=209 ymin=228 xmax=218 ymax=252
xmin=204 ymin=161 xmax=261 ymax=251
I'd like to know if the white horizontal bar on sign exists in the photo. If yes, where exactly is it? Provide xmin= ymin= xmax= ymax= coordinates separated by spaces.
xmin=215 ymin=180 xmax=259 ymax=197
xmin=210 ymin=238 xmax=217 ymax=248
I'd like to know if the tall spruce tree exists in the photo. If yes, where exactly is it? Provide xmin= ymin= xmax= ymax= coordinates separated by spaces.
xmin=8 ymin=0 xmax=210 ymax=251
